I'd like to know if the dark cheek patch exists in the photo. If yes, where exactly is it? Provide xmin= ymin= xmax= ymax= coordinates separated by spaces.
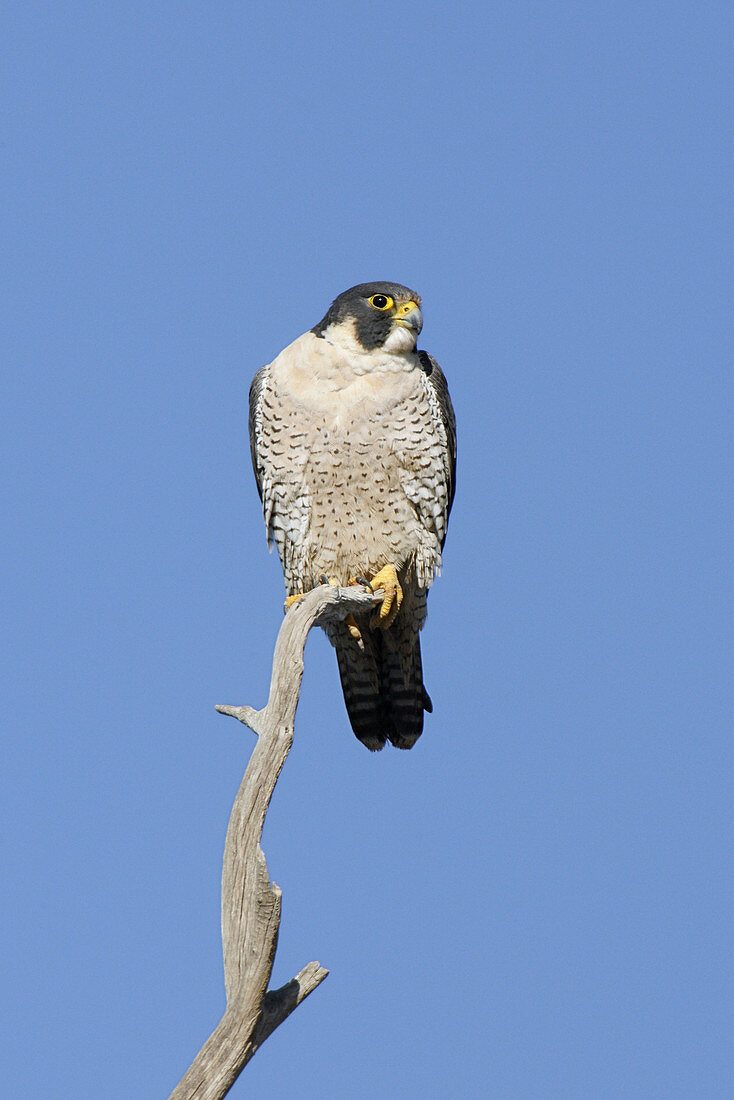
xmin=355 ymin=312 xmax=392 ymax=350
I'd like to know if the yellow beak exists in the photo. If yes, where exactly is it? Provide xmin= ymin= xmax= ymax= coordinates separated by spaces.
xmin=394 ymin=301 xmax=423 ymax=334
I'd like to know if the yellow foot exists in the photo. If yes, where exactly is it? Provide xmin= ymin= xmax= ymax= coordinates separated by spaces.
xmin=345 ymin=613 xmax=363 ymax=647
xmin=368 ymin=563 xmax=403 ymax=629
xmin=286 ymin=575 xmax=338 ymax=610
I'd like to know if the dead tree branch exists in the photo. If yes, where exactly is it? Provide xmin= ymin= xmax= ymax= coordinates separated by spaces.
xmin=168 ymin=583 xmax=383 ymax=1100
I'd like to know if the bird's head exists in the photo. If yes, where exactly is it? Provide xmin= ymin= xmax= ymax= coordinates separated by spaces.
xmin=312 ymin=282 xmax=423 ymax=353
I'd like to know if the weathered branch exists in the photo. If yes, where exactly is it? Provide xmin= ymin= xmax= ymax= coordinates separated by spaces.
xmin=168 ymin=583 xmax=383 ymax=1100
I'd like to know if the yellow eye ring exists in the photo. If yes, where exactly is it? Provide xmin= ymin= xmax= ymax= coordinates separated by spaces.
xmin=368 ymin=294 xmax=394 ymax=311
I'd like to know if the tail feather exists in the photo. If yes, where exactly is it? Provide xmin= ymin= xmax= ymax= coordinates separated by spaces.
xmin=327 ymin=615 xmax=429 ymax=751
xmin=379 ymin=629 xmax=425 ymax=749
xmin=332 ymin=626 xmax=388 ymax=751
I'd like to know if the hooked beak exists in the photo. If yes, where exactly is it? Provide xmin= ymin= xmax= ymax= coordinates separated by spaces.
xmin=394 ymin=300 xmax=423 ymax=335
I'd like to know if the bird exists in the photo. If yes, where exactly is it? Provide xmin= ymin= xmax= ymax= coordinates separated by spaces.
xmin=248 ymin=282 xmax=456 ymax=751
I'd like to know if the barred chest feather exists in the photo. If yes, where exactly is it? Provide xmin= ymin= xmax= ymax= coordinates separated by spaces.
xmin=255 ymin=332 xmax=449 ymax=592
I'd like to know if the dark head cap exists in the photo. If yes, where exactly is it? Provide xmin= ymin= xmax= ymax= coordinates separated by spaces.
xmin=312 ymin=282 xmax=423 ymax=350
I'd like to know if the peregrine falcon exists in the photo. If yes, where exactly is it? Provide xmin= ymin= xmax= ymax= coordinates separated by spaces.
xmin=249 ymin=282 xmax=456 ymax=751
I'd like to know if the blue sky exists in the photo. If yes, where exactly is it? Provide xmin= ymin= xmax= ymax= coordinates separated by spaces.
xmin=3 ymin=3 xmax=731 ymax=1097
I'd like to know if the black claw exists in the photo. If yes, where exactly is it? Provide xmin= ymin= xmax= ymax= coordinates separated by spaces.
xmin=319 ymin=574 xmax=329 ymax=585
xmin=356 ymin=575 xmax=374 ymax=592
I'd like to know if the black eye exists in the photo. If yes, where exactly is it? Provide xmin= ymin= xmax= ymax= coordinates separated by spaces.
xmin=368 ymin=293 xmax=394 ymax=311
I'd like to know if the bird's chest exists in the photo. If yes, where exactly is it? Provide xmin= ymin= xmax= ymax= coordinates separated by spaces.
xmin=286 ymin=377 xmax=427 ymax=492
xmin=259 ymin=344 xmax=443 ymax=584
xmin=268 ymin=352 xmax=428 ymax=480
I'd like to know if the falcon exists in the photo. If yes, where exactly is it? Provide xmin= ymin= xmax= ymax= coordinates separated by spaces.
xmin=249 ymin=282 xmax=456 ymax=751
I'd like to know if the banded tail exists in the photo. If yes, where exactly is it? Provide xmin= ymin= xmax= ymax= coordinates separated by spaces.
xmin=328 ymin=615 xmax=432 ymax=751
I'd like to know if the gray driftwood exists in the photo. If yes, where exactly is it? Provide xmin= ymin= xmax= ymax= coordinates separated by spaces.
xmin=168 ymin=583 xmax=383 ymax=1100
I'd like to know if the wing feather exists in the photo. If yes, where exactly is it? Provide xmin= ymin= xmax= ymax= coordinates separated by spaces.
xmin=249 ymin=364 xmax=276 ymax=546
xmin=418 ymin=350 xmax=457 ymax=545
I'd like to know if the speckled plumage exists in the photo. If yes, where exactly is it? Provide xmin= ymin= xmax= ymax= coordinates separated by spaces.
xmin=249 ymin=283 xmax=456 ymax=750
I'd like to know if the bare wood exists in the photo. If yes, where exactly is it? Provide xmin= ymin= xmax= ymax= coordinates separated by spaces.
xmin=168 ymin=583 xmax=383 ymax=1100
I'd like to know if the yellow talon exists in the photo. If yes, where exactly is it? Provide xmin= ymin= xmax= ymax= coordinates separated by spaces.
xmin=345 ymin=613 xmax=363 ymax=646
xmin=369 ymin=563 xmax=403 ymax=629
xmin=286 ymin=575 xmax=338 ymax=610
